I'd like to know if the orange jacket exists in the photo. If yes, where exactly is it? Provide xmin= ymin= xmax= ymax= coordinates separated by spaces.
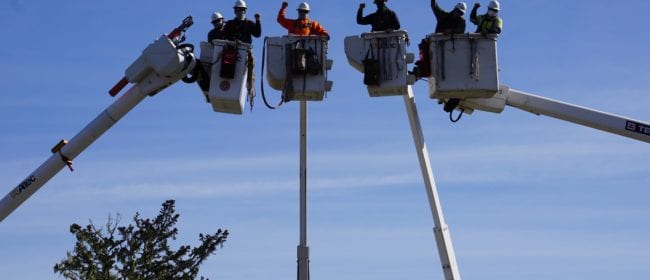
xmin=277 ymin=6 xmax=329 ymax=36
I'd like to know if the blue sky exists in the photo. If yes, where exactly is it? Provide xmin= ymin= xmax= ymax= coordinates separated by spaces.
xmin=1 ymin=0 xmax=649 ymax=279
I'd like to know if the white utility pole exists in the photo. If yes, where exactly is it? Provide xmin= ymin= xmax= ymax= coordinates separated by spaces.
xmin=297 ymin=100 xmax=310 ymax=280
xmin=403 ymin=86 xmax=461 ymax=280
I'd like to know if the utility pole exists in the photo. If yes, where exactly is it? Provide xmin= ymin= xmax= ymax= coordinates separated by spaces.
xmin=297 ymin=100 xmax=310 ymax=280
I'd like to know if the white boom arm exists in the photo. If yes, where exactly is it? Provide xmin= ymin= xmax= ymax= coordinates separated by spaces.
xmin=461 ymin=86 xmax=650 ymax=143
xmin=0 ymin=19 xmax=197 ymax=223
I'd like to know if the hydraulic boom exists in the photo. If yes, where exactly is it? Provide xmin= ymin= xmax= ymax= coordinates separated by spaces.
xmin=0 ymin=17 xmax=197 ymax=223
xmin=460 ymin=85 xmax=650 ymax=143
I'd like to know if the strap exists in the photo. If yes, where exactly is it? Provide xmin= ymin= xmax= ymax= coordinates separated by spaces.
xmin=293 ymin=20 xmax=313 ymax=31
xmin=365 ymin=40 xmax=375 ymax=59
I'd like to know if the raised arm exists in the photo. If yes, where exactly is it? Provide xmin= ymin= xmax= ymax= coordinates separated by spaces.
xmin=252 ymin=15 xmax=262 ymax=38
xmin=277 ymin=2 xmax=293 ymax=31
xmin=470 ymin=3 xmax=480 ymax=24
xmin=431 ymin=0 xmax=445 ymax=18
xmin=356 ymin=3 xmax=371 ymax=25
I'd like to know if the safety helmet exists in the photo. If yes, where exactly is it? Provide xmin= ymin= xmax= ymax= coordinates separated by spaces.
xmin=488 ymin=0 xmax=500 ymax=11
xmin=233 ymin=0 xmax=247 ymax=9
xmin=297 ymin=2 xmax=310 ymax=12
xmin=211 ymin=12 xmax=224 ymax=22
xmin=455 ymin=2 xmax=467 ymax=13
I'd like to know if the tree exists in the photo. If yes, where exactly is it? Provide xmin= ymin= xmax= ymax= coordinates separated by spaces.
xmin=54 ymin=200 xmax=228 ymax=280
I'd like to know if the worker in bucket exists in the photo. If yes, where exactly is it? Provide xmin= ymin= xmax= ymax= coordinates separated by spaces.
xmin=223 ymin=0 xmax=261 ymax=101
xmin=470 ymin=1 xmax=502 ymax=34
xmin=431 ymin=0 xmax=467 ymax=34
xmin=277 ymin=2 xmax=329 ymax=37
xmin=224 ymin=0 xmax=262 ymax=44
xmin=208 ymin=12 xmax=226 ymax=42
xmin=356 ymin=0 xmax=401 ymax=32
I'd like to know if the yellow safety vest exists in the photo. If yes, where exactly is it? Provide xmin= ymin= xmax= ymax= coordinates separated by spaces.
xmin=476 ymin=15 xmax=503 ymax=33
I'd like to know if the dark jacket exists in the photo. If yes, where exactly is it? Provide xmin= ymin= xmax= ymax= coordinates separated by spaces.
xmin=431 ymin=0 xmax=465 ymax=34
xmin=356 ymin=6 xmax=400 ymax=32
xmin=223 ymin=18 xmax=262 ymax=44
xmin=207 ymin=27 xmax=226 ymax=42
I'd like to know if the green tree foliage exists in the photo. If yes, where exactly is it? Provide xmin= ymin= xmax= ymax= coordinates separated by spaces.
xmin=53 ymin=200 xmax=228 ymax=280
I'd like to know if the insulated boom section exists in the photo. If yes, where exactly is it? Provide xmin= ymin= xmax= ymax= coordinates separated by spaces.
xmin=0 ymin=85 xmax=148 ymax=222
xmin=506 ymin=89 xmax=650 ymax=143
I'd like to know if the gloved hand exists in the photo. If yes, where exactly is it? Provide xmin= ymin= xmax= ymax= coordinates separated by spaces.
xmin=359 ymin=3 xmax=366 ymax=9
xmin=474 ymin=3 xmax=480 ymax=8
xmin=255 ymin=13 xmax=261 ymax=21
xmin=282 ymin=1 xmax=289 ymax=8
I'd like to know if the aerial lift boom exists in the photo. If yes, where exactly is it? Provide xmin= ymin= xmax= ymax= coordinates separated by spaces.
xmin=425 ymin=33 xmax=649 ymax=143
xmin=0 ymin=17 xmax=197 ymax=222
xmin=345 ymin=31 xmax=650 ymax=280
xmin=460 ymin=86 xmax=650 ymax=143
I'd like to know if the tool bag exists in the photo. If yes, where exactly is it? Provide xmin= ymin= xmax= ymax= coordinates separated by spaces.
xmin=220 ymin=45 xmax=238 ymax=79
xmin=363 ymin=45 xmax=380 ymax=86
xmin=291 ymin=47 xmax=309 ymax=75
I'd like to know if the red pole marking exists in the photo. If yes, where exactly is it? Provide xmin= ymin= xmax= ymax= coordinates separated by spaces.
xmin=109 ymin=77 xmax=129 ymax=97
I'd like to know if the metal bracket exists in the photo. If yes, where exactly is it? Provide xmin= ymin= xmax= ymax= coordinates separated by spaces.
xmin=51 ymin=140 xmax=73 ymax=172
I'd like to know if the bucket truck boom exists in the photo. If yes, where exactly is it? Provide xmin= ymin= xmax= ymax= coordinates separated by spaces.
xmin=460 ymin=86 xmax=650 ymax=143
xmin=423 ymin=33 xmax=650 ymax=143
xmin=0 ymin=16 xmax=198 ymax=223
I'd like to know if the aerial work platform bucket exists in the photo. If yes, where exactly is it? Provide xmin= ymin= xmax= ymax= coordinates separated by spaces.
xmin=344 ymin=31 xmax=415 ymax=97
xmin=426 ymin=33 xmax=500 ymax=100
xmin=265 ymin=36 xmax=333 ymax=101
xmin=199 ymin=39 xmax=251 ymax=115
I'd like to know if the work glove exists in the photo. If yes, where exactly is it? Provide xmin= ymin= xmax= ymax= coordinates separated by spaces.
xmin=255 ymin=13 xmax=261 ymax=21
xmin=474 ymin=3 xmax=480 ymax=8
xmin=282 ymin=1 xmax=289 ymax=8
xmin=359 ymin=3 xmax=366 ymax=9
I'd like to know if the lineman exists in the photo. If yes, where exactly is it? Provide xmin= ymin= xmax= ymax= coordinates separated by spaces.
xmin=470 ymin=1 xmax=503 ymax=34
xmin=207 ymin=12 xmax=226 ymax=42
xmin=277 ymin=2 xmax=329 ymax=37
xmin=356 ymin=0 xmax=400 ymax=32
xmin=223 ymin=0 xmax=262 ymax=103
xmin=431 ymin=0 xmax=467 ymax=34
xmin=224 ymin=0 xmax=262 ymax=44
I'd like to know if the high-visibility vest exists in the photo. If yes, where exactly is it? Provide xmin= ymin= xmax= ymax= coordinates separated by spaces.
xmin=476 ymin=15 xmax=503 ymax=33
xmin=293 ymin=20 xmax=313 ymax=34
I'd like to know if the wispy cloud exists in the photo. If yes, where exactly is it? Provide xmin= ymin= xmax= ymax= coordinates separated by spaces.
xmin=3 ymin=139 xmax=647 ymax=203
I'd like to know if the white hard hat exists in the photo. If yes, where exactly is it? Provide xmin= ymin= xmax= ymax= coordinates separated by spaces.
xmin=211 ymin=12 xmax=224 ymax=22
xmin=297 ymin=2 xmax=310 ymax=12
xmin=233 ymin=0 xmax=247 ymax=8
xmin=488 ymin=0 xmax=500 ymax=11
xmin=455 ymin=2 xmax=467 ymax=13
